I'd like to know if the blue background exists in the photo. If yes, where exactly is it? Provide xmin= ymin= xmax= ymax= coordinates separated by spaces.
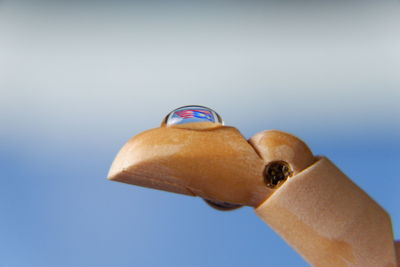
xmin=1 ymin=1 xmax=399 ymax=266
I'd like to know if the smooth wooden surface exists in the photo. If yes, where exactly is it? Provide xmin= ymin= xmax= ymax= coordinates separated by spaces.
xmin=108 ymin=124 xmax=316 ymax=207
xmin=108 ymin=123 xmax=273 ymax=206
xmin=255 ymin=157 xmax=397 ymax=267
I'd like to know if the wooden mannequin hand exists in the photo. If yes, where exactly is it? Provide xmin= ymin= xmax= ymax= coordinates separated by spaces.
xmin=108 ymin=106 xmax=398 ymax=266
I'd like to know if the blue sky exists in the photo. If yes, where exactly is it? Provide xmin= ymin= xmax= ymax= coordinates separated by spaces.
xmin=1 ymin=1 xmax=399 ymax=266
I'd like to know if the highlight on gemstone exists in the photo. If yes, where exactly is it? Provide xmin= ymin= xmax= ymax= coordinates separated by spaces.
xmin=164 ymin=105 xmax=223 ymax=126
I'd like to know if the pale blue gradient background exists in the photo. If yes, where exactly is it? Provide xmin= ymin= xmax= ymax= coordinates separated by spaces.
xmin=1 ymin=1 xmax=399 ymax=266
